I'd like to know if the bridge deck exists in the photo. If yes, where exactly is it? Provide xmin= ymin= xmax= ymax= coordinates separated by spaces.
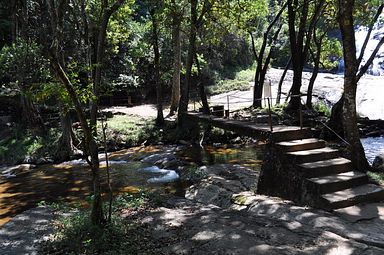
xmin=186 ymin=112 xmax=309 ymax=141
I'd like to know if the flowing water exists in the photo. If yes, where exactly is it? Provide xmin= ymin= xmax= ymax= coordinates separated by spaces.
xmin=361 ymin=137 xmax=384 ymax=164
xmin=0 ymin=144 xmax=264 ymax=226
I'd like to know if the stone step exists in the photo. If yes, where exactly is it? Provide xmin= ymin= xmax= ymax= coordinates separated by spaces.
xmin=277 ymin=138 xmax=326 ymax=152
xmin=299 ymin=157 xmax=351 ymax=177
xmin=307 ymin=171 xmax=368 ymax=194
xmin=286 ymin=147 xmax=339 ymax=163
xmin=321 ymin=184 xmax=384 ymax=210
xmin=272 ymin=128 xmax=312 ymax=142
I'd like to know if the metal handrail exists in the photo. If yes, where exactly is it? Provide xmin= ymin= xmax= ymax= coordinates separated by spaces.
xmin=299 ymin=97 xmax=350 ymax=146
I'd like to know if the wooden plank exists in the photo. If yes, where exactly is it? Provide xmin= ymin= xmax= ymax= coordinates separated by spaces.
xmin=185 ymin=112 xmax=311 ymax=141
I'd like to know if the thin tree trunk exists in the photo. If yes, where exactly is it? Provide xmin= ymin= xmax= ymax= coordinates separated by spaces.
xmin=276 ymin=57 xmax=291 ymax=104
xmin=169 ymin=16 xmax=181 ymax=116
xmin=287 ymin=0 xmax=323 ymax=111
xmin=195 ymin=53 xmax=209 ymax=114
xmin=90 ymin=0 xmax=126 ymax=131
xmin=253 ymin=1 xmax=287 ymax=108
xmin=56 ymin=110 xmax=75 ymax=161
xmin=178 ymin=0 xmax=197 ymax=127
xmin=151 ymin=10 xmax=164 ymax=126
xmin=46 ymin=0 xmax=105 ymax=225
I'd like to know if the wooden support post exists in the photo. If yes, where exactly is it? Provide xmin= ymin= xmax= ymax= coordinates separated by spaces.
xmin=268 ymin=97 xmax=273 ymax=132
xmin=299 ymin=100 xmax=303 ymax=130
xmin=226 ymin=95 xmax=230 ymax=118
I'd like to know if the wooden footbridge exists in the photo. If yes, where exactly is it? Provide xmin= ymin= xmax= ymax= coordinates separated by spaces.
xmin=186 ymin=112 xmax=384 ymax=211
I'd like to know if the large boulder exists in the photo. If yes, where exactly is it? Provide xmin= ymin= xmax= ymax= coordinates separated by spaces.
xmin=185 ymin=164 xmax=259 ymax=208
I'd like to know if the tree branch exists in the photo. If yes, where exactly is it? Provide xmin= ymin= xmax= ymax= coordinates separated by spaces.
xmin=357 ymin=4 xmax=384 ymax=66
xmin=357 ymin=36 xmax=384 ymax=82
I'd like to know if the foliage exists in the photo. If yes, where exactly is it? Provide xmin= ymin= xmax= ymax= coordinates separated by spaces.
xmin=313 ymin=101 xmax=331 ymax=117
xmin=39 ymin=190 xmax=161 ymax=255
xmin=0 ymin=126 xmax=60 ymax=165
xmin=0 ymin=40 xmax=50 ymax=94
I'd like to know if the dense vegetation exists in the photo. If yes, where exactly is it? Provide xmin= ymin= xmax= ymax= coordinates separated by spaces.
xmin=0 ymin=0 xmax=383 ymax=231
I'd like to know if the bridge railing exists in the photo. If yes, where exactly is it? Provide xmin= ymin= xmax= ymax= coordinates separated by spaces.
xmin=190 ymin=89 xmax=314 ymax=132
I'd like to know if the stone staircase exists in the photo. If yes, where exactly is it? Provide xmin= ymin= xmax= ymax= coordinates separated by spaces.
xmin=272 ymin=128 xmax=384 ymax=210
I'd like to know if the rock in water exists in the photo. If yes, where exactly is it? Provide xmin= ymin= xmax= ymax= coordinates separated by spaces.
xmin=372 ymin=154 xmax=384 ymax=173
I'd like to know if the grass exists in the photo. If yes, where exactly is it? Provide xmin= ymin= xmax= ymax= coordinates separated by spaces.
xmin=368 ymin=171 xmax=384 ymax=185
xmin=207 ymin=68 xmax=254 ymax=95
xmin=99 ymin=115 xmax=179 ymax=147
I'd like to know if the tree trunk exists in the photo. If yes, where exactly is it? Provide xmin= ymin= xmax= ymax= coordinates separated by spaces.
xmin=276 ymin=57 xmax=291 ymax=104
xmin=151 ymin=10 xmax=164 ymax=126
xmin=338 ymin=0 xmax=370 ymax=171
xmin=56 ymin=110 xmax=75 ymax=162
xmin=178 ymin=0 xmax=197 ymax=127
xmin=46 ymin=0 xmax=106 ymax=226
xmin=329 ymin=94 xmax=344 ymax=137
xmin=287 ymin=0 xmax=323 ymax=111
xmin=286 ymin=0 xmax=305 ymax=110
xmin=306 ymin=47 xmax=322 ymax=108
xmin=169 ymin=16 xmax=181 ymax=116
xmin=253 ymin=1 xmax=287 ymax=108
xmin=20 ymin=92 xmax=44 ymax=129
xmin=50 ymin=58 xmax=105 ymax=224
xmin=90 ymin=0 xmax=126 ymax=131
xmin=195 ymin=53 xmax=210 ymax=114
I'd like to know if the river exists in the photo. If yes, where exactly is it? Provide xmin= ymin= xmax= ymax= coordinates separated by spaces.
xmin=0 ymin=144 xmax=264 ymax=227
xmin=361 ymin=137 xmax=384 ymax=164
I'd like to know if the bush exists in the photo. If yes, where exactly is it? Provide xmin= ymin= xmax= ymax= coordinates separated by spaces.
xmin=313 ymin=101 xmax=331 ymax=117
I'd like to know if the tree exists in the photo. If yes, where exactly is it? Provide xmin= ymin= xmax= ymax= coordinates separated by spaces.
xmin=45 ymin=0 xmax=126 ymax=226
xmin=334 ymin=0 xmax=384 ymax=171
xmin=166 ymin=0 xmax=185 ymax=116
xmin=286 ymin=0 xmax=325 ymax=110
xmin=252 ymin=0 xmax=287 ymax=108
xmin=90 ymin=0 xmax=127 ymax=132
xmin=177 ymin=0 xmax=212 ymax=126
xmin=147 ymin=1 xmax=165 ymax=125
xmin=0 ymin=40 xmax=46 ymax=129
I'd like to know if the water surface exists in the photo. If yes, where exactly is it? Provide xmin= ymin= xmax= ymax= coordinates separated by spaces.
xmin=0 ymin=144 xmax=264 ymax=226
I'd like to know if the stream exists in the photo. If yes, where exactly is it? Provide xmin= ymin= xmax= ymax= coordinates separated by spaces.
xmin=0 ymin=137 xmax=382 ymax=227
xmin=0 ymin=143 xmax=264 ymax=226
xmin=361 ymin=137 xmax=384 ymax=164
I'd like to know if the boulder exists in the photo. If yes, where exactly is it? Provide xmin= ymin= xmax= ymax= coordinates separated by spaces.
xmin=140 ymin=153 xmax=176 ymax=165
xmin=1 ymin=164 xmax=37 ymax=178
xmin=185 ymin=164 xmax=259 ymax=208
xmin=372 ymin=153 xmax=384 ymax=172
